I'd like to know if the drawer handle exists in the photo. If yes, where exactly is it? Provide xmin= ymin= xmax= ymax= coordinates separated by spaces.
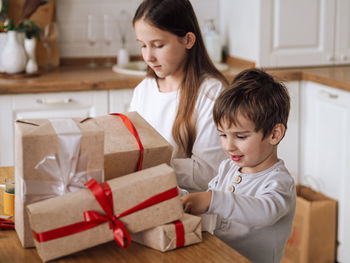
xmin=36 ymin=98 xmax=74 ymax=105
xmin=319 ymin=90 xmax=338 ymax=99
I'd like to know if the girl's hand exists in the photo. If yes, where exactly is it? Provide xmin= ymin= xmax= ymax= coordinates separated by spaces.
xmin=180 ymin=191 xmax=212 ymax=215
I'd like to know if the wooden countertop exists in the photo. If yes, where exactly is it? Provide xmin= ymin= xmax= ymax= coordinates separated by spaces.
xmin=0 ymin=167 xmax=251 ymax=263
xmin=0 ymin=66 xmax=144 ymax=94
xmin=1 ymin=63 xmax=350 ymax=95
xmin=225 ymin=65 xmax=350 ymax=93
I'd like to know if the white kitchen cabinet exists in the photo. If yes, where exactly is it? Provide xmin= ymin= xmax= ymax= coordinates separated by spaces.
xmin=335 ymin=0 xmax=350 ymax=64
xmin=220 ymin=0 xmax=350 ymax=67
xmin=108 ymin=89 xmax=134 ymax=114
xmin=277 ymin=81 xmax=299 ymax=181
xmin=300 ymin=81 xmax=350 ymax=263
xmin=0 ymin=90 xmax=108 ymax=166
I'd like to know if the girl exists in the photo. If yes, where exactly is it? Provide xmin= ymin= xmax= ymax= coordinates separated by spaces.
xmin=129 ymin=0 xmax=228 ymax=192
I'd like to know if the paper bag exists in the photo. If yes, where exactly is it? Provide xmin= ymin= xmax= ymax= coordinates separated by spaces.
xmin=132 ymin=213 xmax=202 ymax=252
xmin=282 ymin=185 xmax=337 ymax=263
xmin=15 ymin=118 xmax=104 ymax=248
xmin=95 ymin=112 xmax=173 ymax=180
xmin=27 ymin=164 xmax=184 ymax=262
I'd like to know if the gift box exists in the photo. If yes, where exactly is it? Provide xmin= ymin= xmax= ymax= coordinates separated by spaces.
xmin=14 ymin=118 xmax=104 ymax=248
xmin=95 ymin=112 xmax=173 ymax=180
xmin=26 ymin=164 xmax=184 ymax=262
xmin=132 ymin=213 xmax=202 ymax=252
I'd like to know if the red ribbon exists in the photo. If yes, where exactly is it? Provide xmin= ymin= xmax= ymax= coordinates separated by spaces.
xmin=173 ymin=220 xmax=185 ymax=248
xmin=32 ymin=179 xmax=179 ymax=248
xmin=109 ymin=113 xmax=144 ymax=171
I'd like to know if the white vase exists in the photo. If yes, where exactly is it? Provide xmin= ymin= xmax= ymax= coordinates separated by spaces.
xmin=0 ymin=31 xmax=27 ymax=74
xmin=0 ymin=33 xmax=8 ymax=73
xmin=24 ymin=38 xmax=38 ymax=74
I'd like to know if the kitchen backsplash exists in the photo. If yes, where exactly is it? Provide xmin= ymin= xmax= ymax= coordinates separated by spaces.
xmin=56 ymin=0 xmax=221 ymax=58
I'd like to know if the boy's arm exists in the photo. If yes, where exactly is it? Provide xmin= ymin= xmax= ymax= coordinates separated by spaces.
xmin=181 ymin=191 xmax=212 ymax=215
xmin=208 ymin=174 xmax=296 ymax=227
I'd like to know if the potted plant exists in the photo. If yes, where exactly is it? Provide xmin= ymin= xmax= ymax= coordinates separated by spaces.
xmin=0 ymin=0 xmax=44 ymax=74
xmin=0 ymin=18 xmax=41 ymax=74
xmin=0 ymin=18 xmax=28 ymax=74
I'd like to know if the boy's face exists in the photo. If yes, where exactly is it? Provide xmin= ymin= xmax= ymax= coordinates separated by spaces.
xmin=217 ymin=113 xmax=279 ymax=174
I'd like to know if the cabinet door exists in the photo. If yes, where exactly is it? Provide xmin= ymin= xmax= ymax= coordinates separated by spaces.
xmin=0 ymin=90 xmax=108 ymax=166
xmin=300 ymin=81 xmax=350 ymax=262
xmin=335 ymin=0 xmax=350 ymax=65
xmin=277 ymin=81 xmax=299 ymax=181
xmin=259 ymin=0 xmax=336 ymax=67
xmin=109 ymin=89 xmax=134 ymax=113
xmin=0 ymin=95 xmax=14 ymax=166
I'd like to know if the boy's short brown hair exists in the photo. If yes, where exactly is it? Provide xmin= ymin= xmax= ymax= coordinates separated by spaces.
xmin=213 ymin=68 xmax=290 ymax=139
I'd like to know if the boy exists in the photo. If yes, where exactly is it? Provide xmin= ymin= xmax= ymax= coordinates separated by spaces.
xmin=181 ymin=68 xmax=296 ymax=263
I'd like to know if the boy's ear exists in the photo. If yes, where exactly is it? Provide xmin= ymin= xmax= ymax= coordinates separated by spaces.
xmin=184 ymin=32 xmax=196 ymax=49
xmin=269 ymin=123 xmax=286 ymax=145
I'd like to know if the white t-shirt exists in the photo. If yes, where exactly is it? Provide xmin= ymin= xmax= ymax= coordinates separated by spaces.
xmin=129 ymin=77 xmax=227 ymax=191
xmin=207 ymin=158 xmax=296 ymax=263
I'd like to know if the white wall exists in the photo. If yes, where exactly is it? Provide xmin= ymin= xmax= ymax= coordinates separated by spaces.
xmin=219 ymin=0 xmax=260 ymax=62
xmin=56 ymin=0 xmax=221 ymax=58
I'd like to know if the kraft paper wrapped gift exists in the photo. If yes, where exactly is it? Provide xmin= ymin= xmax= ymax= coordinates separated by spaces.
xmin=26 ymin=164 xmax=184 ymax=262
xmin=14 ymin=118 xmax=104 ymax=248
xmin=95 ymin=112 xmax=173 ymax=180
xmin=132 ymin=213 xmax=202 ymax=252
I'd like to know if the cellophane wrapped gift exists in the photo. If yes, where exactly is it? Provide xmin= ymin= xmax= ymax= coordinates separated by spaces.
xmin=26 ymin=164 xmax=184 ymax=262
xmin=132 ymin=213 xmax=202 ymax=252
xmin=14 ymin=118 xmax=104 ymax=248
xmin=95 ymin=112 xmax=173 ymax=180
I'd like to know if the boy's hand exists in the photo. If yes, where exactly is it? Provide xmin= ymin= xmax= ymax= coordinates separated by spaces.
xmin=180 ymin=191 xmax=212 ymax=215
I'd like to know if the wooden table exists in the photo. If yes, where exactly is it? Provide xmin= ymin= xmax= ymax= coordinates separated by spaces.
xmin=0 ymin=167 xmax=251 ymax=263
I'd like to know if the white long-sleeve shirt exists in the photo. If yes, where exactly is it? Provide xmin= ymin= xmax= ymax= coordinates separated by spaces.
xmin=129 ymin=77 xmax=227 ymax=192
xmin=207 ymin=158 xmax=296 ymax=263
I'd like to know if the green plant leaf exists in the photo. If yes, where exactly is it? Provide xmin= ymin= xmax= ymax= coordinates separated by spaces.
xmin=18 ymin=19 xmax=41 ymax=39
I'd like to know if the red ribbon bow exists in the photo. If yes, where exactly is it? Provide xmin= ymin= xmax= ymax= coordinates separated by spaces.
xmin=0 ymin=218 xmax=15 ymax=230
xmin=32 ymin=179 xmax=179 ymax=248
xmin=84 ymin=179 xmax=131 ymax=247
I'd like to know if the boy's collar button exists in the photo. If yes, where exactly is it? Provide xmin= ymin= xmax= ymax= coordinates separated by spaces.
xmin=234 ymin=176 xmax=242 ymax=184
xmin=228 ymin=185 xmax=235 ymax=192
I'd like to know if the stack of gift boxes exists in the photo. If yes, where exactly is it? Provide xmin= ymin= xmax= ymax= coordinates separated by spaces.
xmin=14 ymin=112 xmax=202 ymax=262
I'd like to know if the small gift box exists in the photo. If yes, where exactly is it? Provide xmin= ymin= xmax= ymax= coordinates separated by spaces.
xmin=14 ymin=118 xmax=104 ymax=248
xmin=26 ymin=164 xmax=184 ymax=262
xmin=132 ymin=213 xmax=202 ymax=252
xmin=95 ymin=112 xmax=173 ymax=180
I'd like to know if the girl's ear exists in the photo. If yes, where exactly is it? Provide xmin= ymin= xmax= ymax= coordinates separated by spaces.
xmin=269 ymin=123 xmax=286 ymax=145
xmin=184 ymin=32 xmax=196 ymax=49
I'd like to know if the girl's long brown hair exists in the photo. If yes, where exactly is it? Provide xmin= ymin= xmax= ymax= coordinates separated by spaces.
xmin=133 ymin=0 xmax=228 ymax=157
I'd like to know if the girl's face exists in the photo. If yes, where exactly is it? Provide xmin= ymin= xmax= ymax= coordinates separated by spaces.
xmin=217 ymin=114 xmax=278 ymax=174
xmin=134 ymin=19 xmax=189 ymax=80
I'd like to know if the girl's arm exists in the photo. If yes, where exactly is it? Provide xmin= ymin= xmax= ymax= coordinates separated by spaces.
xmin=172 ymin=79 xmax=227 ymax=191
